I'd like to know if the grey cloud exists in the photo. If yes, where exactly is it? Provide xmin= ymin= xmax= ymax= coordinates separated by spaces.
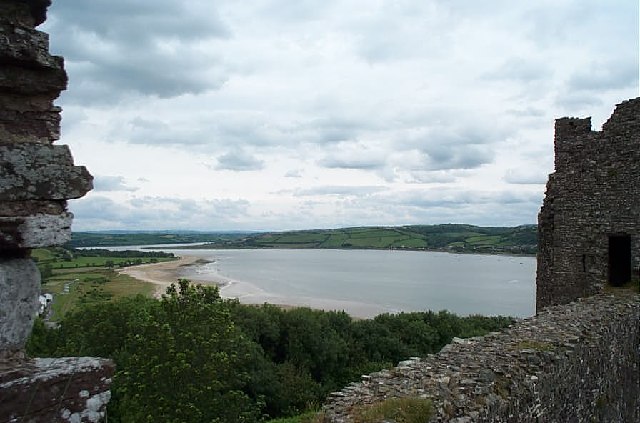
xmin=70 ymin=195 xmax=250 ymax=231
xmin=304 ymin=118 xmax=362 ymax=144
xmin=554 ymin=92 xmax=604 ymax=112
xmin=316 ymin=140 xmax=388 ymax=170
xmin=214 ymin=149 xmax=264 ymax=171
xmin=45 ymin=0 xmax=229 ymax=102
xmin=93 ymin=175 xmax=138 ymax=192
xmin=506 ymin=107 xmax=546 ymax=118
xmin=355 ymin=188 xmax=542 ymax=225
xmin=351 ymin=2 xmax=452 ymax=64
xmin=567 ymin=61 xmax=639 ymax=92
xmin=405 ymin=123 xmax=501 ymax=171
xmin=420 ymin=144 xmax=494 ymax=171
xmin=484 ymin=58 xmax=551 ymax=83
xmin=373 ymin=188 xmax=541 ymax=209
xmin=503 ymin=169 xmax=548 ymax=185
xmin=406 ymin=171 xmax=457 ymax=184
xmin=294 ymin=186 xmax=387 ymax=197
xmin=318 ymin=155 xmax=386 ymax=170
xmin=302 ymin=187 xmax=543 ymax=228
xmin=284 ymin=169 xmax=303 ymax=178
xmin=126 ymin=117 xmax=206 ymax=146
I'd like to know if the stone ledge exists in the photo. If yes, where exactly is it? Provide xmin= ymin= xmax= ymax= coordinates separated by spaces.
xmin=0 ymin=65 xmax=67 ymax=94
xmin=0 ymin=108 xmax=62 ymax=143
xmin=0 ymin=212 xmax=73 ymax=249
xmin=0 ymin=357 xmax=114 ymax=423
xmin=0 ymin=144 xmax=93 ymax=201
xmin=0 ymin=21 xmax=62 ymax=69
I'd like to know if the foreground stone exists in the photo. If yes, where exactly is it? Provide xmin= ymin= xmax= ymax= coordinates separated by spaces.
xmin=323 ymin=292 xmax=639 ymax=422
xmin=0 ymin=259 xmax=39 ymax=358
xmin=0 ymin=357 xmax=114 ymax=423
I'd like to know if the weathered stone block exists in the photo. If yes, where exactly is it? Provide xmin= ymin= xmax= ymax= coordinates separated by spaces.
xmin=0 ymin=107 xmax=62 ymax=142
xmin=0 ymin=0 xmax=37 ymax=27
xmin=0 ymin=200 xmax=65 ymax=217
xmin=0 ymin=65 xmax=67 ymax=94
xmin=0 ymin=258 xmax=39 ymax=357
xmin=0 ymin=212 xmax=73 ymax=249
xmin=0 ymin=21 xmax=62 ymax=69
xmin=0 ymin=144 xmax=93 ymax=200
xmin=0 ymin=357 xmax=114 ymax=422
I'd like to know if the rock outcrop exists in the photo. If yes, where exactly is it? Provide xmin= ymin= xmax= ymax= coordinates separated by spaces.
xmin=0 ymin=0 xmax=112 ymax=421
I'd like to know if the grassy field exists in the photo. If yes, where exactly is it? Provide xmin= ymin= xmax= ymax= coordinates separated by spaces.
xmin=66 ymin=225 xmax=537 ymax=255
xmin=33 ymin=248 xmax=173 ymax=320
xmin=180 ymin=224 xmax=537 ymax=254
xmin=69 ymin=231 xmax=251 ymax=247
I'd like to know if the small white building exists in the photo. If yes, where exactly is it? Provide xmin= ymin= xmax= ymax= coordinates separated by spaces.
xmin=38 ymin=293 xmax=54 ymax=316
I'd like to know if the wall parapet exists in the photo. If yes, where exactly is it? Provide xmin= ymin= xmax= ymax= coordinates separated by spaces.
xmin=323 ymin=292 xmax=639 ymax=422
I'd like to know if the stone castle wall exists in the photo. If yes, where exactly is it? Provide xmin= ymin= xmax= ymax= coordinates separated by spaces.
xmin=1 ymin=2 xmax=636 ymax=421
xmin=325 ymin=99 xmax=640 ymax=422
xmin=536 ymin=98 xmax=640 ymax=309
xmin=323 ymin=292 xmax=639 ymax=422
xmin=0 ymin=1 xmax=112 ymax=421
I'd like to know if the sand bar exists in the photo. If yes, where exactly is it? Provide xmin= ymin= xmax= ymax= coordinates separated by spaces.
xmin=118 ymin=255 xmax=211 ymax=298
xmin=120 ymin=255 xmax=386 ymax=318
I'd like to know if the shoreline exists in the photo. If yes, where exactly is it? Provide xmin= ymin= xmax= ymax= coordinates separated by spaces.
xmin=150 ymin=245 xmax=537 ymax=258
xmin=117 ymin=255 xmax=383 ymax=318
xmin=118 ymin=255 xmax=222 ymax=298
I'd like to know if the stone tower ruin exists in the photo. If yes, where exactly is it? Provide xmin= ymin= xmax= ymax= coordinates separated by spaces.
xmin=536 ymin=97 xmax=640 ymax=310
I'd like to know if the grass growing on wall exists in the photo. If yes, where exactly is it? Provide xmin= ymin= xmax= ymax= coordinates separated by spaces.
xmin=267 ymin=411 xmax=325 ymax=423
xmin=351 ymin=397 xmax=433 ymax=423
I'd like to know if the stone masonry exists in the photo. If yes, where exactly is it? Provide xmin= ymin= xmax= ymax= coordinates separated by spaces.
xmin=0 ymin=1 xmax=112 ymax=421
xmin=323 ymin=292 xmax=639 ymax=422
xmin=323 ymin=99 xmax=640 ymax=422
xmin=537 ymin=98 xmax=640 ymax=309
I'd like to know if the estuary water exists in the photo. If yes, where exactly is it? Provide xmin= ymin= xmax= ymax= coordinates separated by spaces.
xmin=147 ymin=248 xmax=536 ymax=318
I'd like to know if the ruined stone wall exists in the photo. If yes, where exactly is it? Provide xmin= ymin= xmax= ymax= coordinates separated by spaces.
xmin=324 ymin=99 xmax=640 ymax=422
xmin=536 ymin=98 xmax=640 ymax=309
xmin=323 ymin=292 xmax=639 ymax=422
xmin=0 ymin=1 xmax=113 ymax=421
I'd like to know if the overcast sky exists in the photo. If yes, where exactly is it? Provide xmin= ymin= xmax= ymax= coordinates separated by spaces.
xmin=43 ymin=0 xmax=638 ymax=231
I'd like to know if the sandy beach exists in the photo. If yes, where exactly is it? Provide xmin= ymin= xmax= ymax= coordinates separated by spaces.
xmin=118 ymin=255 xmax=216 ymax=298
xmin=117 ymin=254 xmax=382 ymax=318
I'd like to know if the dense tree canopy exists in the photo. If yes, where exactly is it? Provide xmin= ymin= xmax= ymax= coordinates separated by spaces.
xmin=28 ymin=281 xmax=513 ymax=421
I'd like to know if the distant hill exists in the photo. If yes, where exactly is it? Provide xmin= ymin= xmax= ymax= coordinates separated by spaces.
xmin=68 ymin=231 xmax=252 ymax=248
xmin=71 ymin=224 xmax=537 ymax=255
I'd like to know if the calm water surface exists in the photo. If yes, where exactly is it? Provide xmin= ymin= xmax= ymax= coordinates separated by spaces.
xmin=153 ymin=248 xmax=536 ymax=318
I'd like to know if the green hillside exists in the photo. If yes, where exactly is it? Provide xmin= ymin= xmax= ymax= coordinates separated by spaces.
xmin=72 ymin=224 xmax=537 ymax=255
xmin=230 ymin=224 xmax=536 ymax=254
xmin=68 ymin=231 xmax=250 ymax=248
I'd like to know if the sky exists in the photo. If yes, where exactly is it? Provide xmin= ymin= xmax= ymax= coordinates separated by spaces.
xmin=42 ymin=0 xmax=639 ymax=231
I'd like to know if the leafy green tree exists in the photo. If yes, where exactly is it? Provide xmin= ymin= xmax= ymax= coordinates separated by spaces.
xmin=27 ymin=279 xmax=515 ymax=422
xmin=112 ymin=280 xmax=262 ymax=422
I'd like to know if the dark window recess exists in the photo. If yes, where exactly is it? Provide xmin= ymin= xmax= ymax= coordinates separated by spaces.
xmin=608 ymin=235 xmax=631 ymax=287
